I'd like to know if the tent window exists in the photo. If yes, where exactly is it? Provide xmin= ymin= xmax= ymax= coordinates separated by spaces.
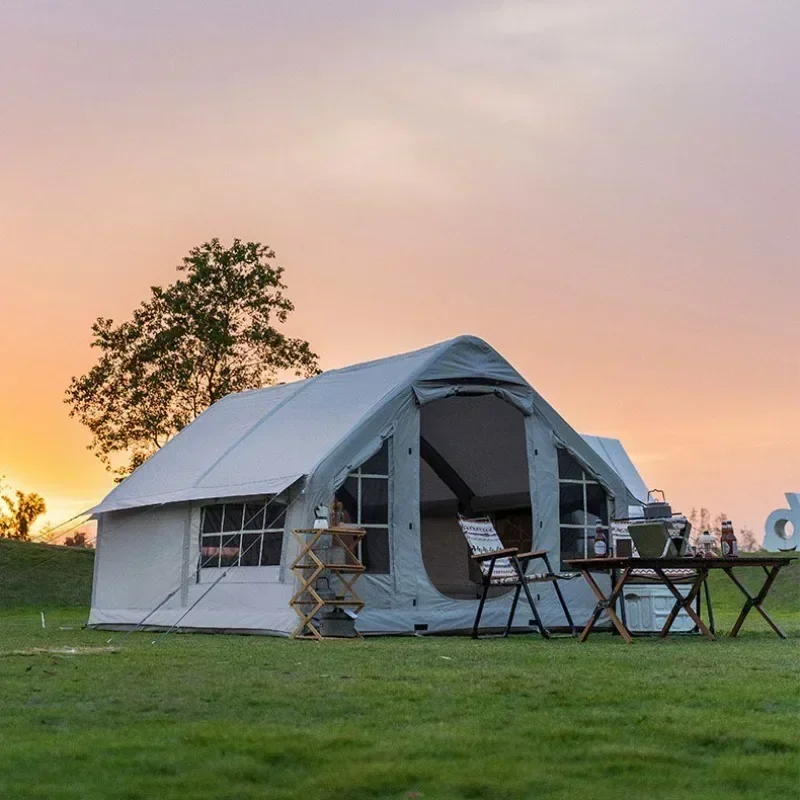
xmin=199 ymin=496 xmax=287 ymax=568
xmin=558 ymin=449 xmax=609 ymax=562
xmin=336 ymin=440 xmax=391 ymax=574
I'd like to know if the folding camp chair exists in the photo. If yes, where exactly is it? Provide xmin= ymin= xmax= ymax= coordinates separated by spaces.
xmin=458 ymin=516 xmax=578 ymax=639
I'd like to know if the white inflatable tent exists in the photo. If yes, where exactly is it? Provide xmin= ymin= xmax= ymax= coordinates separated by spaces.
xmin=88 ymin=335 xmax=643 ymax=636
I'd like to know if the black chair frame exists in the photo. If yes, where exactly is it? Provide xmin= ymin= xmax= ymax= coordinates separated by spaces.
xmin=471 ymin=547 xmax=577 ymax=639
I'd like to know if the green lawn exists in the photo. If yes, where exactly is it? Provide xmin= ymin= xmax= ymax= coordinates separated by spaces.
xmin=0 ymin=550 xmax=798 ymax=800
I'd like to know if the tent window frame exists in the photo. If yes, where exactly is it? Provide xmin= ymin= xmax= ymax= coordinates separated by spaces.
xmin=558 ymin=449 xmax=611 ymax=561
xmin=339 ymin=440 xmax=392 ymax=575
xmin=198 ymin=498 xmax=286 ymax=569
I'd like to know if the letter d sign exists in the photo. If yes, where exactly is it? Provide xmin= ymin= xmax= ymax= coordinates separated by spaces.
xmin=764 ymin=493 xmax=800 ymax=551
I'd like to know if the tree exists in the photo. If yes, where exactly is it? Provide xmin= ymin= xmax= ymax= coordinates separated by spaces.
xmin=0 ymin=490 xmax=47 ymax=541
xmin=65 ymin=239 xmax=320 ymax=478
xmin=738 ymin=526 xmax=760 ymax=552
xmin=64 ymin=531 xmax=90 ymax=548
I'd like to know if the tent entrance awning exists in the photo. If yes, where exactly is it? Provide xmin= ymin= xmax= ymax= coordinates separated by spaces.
xmin=412 ymin=381 xmax=534 ymax=416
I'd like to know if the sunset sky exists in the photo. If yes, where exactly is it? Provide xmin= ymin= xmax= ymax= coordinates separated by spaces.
xmin=1 ymin=1 xmax=797 ymax=538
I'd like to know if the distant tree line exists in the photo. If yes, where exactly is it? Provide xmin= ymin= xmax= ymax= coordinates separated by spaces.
xmin=0 ymin=478 xmax=47 ymax=541
xmin=63 ymin=530 xmax=91 ymax=548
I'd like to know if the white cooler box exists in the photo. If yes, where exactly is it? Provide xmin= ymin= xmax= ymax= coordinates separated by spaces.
xmin=622 ymin=583 xmax=696 ymax=633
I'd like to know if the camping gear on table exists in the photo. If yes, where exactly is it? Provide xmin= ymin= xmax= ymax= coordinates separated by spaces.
xmin=696 ymin=529 xmax=717 ymax=557
xmin=628 ymin=521 xmax=687 ymax=558
xmin=720 ymin=520 xmax=738 ymax=557
xmin=609 ymin=513 xmax=699 ymax=633
xmin=644 ymin=489 xmax=672 ymax=519
xmin=457 ymin=516 xmax=578 ymax=639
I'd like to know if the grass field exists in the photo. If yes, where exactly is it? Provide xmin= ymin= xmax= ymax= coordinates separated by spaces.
xmin=1 ymin=542 xmax=798 ymax=800
xmin=0 ymin=539 xmax=94 ymax=608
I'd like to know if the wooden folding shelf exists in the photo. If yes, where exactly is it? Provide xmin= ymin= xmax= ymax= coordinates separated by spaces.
xmin=289 ymin=527 xmax=366 ymax=640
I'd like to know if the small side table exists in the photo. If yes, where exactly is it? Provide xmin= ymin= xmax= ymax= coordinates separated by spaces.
xmin=289 ymin=527 xmax=366 ymax=640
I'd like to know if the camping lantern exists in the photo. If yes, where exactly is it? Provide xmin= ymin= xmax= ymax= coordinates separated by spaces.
xmin=314 ymin=505 xmax=329 ymax=530
xmin=697 ymin=529 xmax=716 ymax=557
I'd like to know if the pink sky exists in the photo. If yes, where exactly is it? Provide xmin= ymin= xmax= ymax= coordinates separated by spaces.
xmin=0 ymin=1 xmax=797 ymax=536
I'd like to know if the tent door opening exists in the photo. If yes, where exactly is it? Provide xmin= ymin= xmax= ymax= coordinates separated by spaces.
xmin=419 ymin=394 xmax=532 ymax=600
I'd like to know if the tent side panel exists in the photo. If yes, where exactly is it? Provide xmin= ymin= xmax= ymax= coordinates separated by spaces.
xmin=528 ymin=413 xmax=560 ymax=567
xmin=90 ymin=500 xmax=298 ymax=635
xmin=179 ymin=581 xmax=297 ymax=634
xmin=89 ymin=506 xmax=187 ymax=624
xmin=384 ymin=397 xmax=420 ymax=611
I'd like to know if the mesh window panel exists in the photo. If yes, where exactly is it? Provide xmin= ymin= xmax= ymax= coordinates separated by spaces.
xmin=202 ymin=505 xmax=224 ymax=533
xmin=200 ymin=535 xmax=222 ymax=568
xmin=338 ymin=478 xmax=359 ymax=524
xmin=362 ymin=528 xmax=390 ymax=574
xmin=586 ymin=484 xmax=609 ymax=524
xmin=240 ymin=533 xmax=263 ymax=566
xmin=220 ymin=533 xmax=241 ymax=566
xmin=361 ymin=441 xmax=389 ymax=475
xmin=261 ymin=532 xmax=283 ymax=566
xmin=243 ymin=503 xmax=266 ymax=531
xmin=264 ymin=497 xmax=287 ymax=529
xmin=360 ymin=478 xmax=389 ymax=525
xmin=222 ymin=504 xmax=244 ymax=532
xmin=557 ymin=449 xmax=584 ymax=480
xmin=559 ymin=483 xmax=584 ymax=522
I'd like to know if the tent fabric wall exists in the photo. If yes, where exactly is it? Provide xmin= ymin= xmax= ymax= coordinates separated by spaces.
xmin=581 ymin=434 xmax=649 ymax=503
xmin=89 ymin=335 xmax=639 ymax=635
xmin=89 ymin=506 xmax=186 ymax=626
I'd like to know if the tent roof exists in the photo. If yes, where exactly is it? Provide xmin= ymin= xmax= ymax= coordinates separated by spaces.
xmin=580 ymin=435 xmax=649 ymax=503
xmin=92 ymin=335 xmax=637 ymax=514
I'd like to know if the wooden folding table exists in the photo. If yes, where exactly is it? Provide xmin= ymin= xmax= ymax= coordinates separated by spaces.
xmin=566 ymin=556 xmax=796 ymax=644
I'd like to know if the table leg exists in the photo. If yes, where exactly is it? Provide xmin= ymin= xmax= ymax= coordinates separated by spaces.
xmin=653 ymin=568 xmax=713 ymax=639
xmin=704 ymin=577 xmax=715 ymax=635
xmin=725 ymin=565 xmax=786 ymax=639
xmin=578 ymin=568 xmax=633 ymax=644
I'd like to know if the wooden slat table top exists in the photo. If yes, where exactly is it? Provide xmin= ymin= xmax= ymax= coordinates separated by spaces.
xmin=294 ymin=527 xmax=367 ymax=537
xmin=566 ymin=555 xmax=797 ymax=571
xmin=293 ymin=563 xmax=365 ymax=573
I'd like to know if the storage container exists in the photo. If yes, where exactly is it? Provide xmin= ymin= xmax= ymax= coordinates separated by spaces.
xmin=622 ymin=583 xmax=695 ymax=633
